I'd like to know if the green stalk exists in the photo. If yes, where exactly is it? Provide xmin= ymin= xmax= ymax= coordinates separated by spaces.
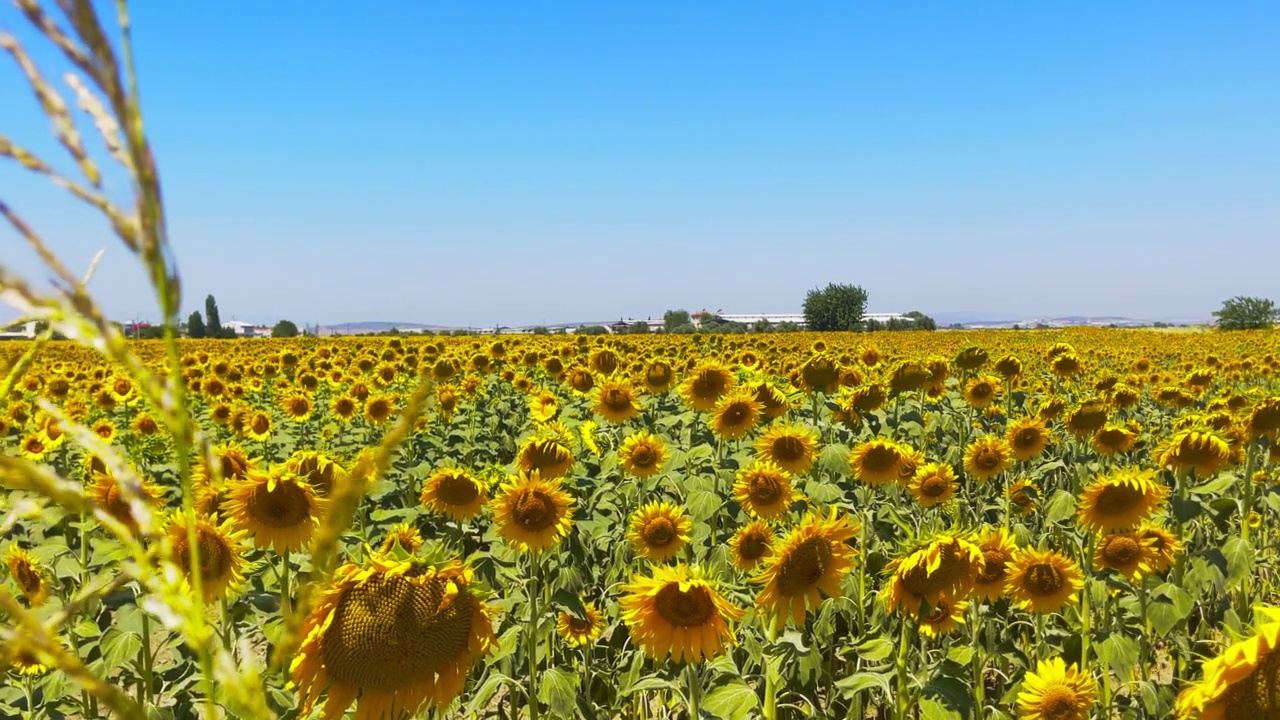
xmin=25 ymin=675 xmax=36 ymax=720
xmin=527 ymin=553 xmax=542 ymax=720
xmin=280 ymin=548 xmax=291 ymax=617
xmin=1138 ymin=577 xmax=1150 ymax=683
xmin=763 ymin=621 xmax=778 ymax=720
xmin=895 ymin=617 xmax=912 ymax=720
xmin=684 ymin=662 xmax=701 ymax=719
xmin=139 ymin=610 xmax=153 ymax=706
xmin=970 ymin=604 xmax=985 ymax=716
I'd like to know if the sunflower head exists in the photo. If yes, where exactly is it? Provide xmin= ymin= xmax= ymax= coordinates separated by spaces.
xmin=918 ymin=597 xmax=968 ymax=638
xmin=87 ymin=470 xmax=164 ymax=536
xmin=420 ymin=467 xmax=489 ymax=520
xmin=620 ymin=564 xmax=744 ymax=663
xmin=1156 ymin=429 xmax=1233 ymax=476
xmin=754 ymin=510 xmax=859 ymax=632
xmin=1077 ymin=468 xmax=1167 ymax=533
xmin=1006 ymin=417 xmax=1052 ymax=461
xmin=973 ymin=526 xmax=1018 ymax=601
xmin=224 ymin=466 xmax=326 ymax=554
xmin=1093 ymin=531 xmax=1155 ymax=581
xmin=4 ymin=544 xmax=50 ymax=607
xmin=628 ymin=501 xmax=693 ymax=561
xmin=380 ymin=522 xmax=425 ymax=557
xmin=963 ymin=436 xmax=1013 ymax=482
xmin=517 ymin=434 xmax=576 ymax=479
xmin=618 ymin=431 xmax=669 ymax=479
xmin=889 ymin=361 xmax=932 ymax=394
xmin=1134 ymin=523 xmax=1184 ymax=574
xmin=797 ymin=354 xmax=840 ymax=394
xmin=733 ymin=461 xmax=800 ymax=519
xmin=679 ymin=362 xmax=734 ymax=411
xmin=963 ymin=375 xmax=1001 ymax=408
xmin=882 ymin=534 xmax=984 ymax=617
xmin=709 ymin=391 xmax=763 ymax=439
xmin=850 ymin=438 xmax=907 ymax=486
xmin=1091 ymin=424 xmax=1136 ymax=456
xmin=1018 ymin=657 xmax=1098 ymax=720
xmin=556 ymin=601 xmax=605 ymax=647
xmin=1006 ymin=547 xmax=1084 ymax=614
xmin=491 ymin=471 xmax=576 ymax=552
xmin=754 ymin=423 xmax=820 ymax=475
xmin=592 ymin=380 xmax=641 ymax=424
xmin=287 ymin=450 xmax=347 ymax=497
xmin=908 ymin=462 xmax=958 ymax=507
xmin=1007 ymin=478 xmax=1041 ymax=516
xmin=729 ymin=520 xmax=776 ymax=572
xmin=164 ymin=511 xmax=248 ymax=603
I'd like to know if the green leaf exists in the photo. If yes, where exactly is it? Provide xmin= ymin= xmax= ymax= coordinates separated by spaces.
xmin=1096 ymin=633 xmax=1140 ymax=678
xmin=464 ymin=673 xmax=515 ymax=716
xmin=538 ymin=666 xmax=579 ymax=718
xmin=835 ymin=670 xmax=893 ymax=698
xmin=621 ymin=675 xmax=679 ymax=696
xmin=1222 ymin=538 xmax=1256 ymax=586
xmin=701 ymin=679 xmax=759 ymax=720
xmin=101 ymin=630 xmax=142 ymax=673
xmin=1042 ymin=489 xmax=1077 ymax=524
xmin=687 ymin=490 xmax=722 ymax=522
xmin=817 ymin=443 xmax=851 ymax=478
xmin=855 ymin=637 xmax=896 ymax=662
xmin=550 ymin=588 xmax=588 ymax=620
xmin=919 ymin=697 xmax=964 ymax=720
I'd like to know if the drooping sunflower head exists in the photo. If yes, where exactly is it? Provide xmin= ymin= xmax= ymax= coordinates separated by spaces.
xmin=291 ymin=556 xmax=495 ymax=719
xmin=963 ymin=436 xmax=1013 ymax=482
xmin=754 ymin=423 xmax=820 ymax=475
xmin=2 ymin=638 xmax=50 ymax=677
xmin=882 ymin=535 xmax=984 ymax=617
xmin=620 ymin=563 xmax=744 ymax=663
xmin=754 ymin=510 xmax=859 ymax=632
xmin=709 ymin=391 xmax=763 ymax=439
xmin=516 ymin=434 xmax=576 ymax=479
xmin=908 ymin=462 xmax=958 ymax=507
xmin=1018 ymin=657 xmax=1098 ymax=720
xmin=490 ymin=471 xmax=576 ymax=553
xmin=380 ymin=522 xmax=425 ymax=557
xmin=617 ymin=431 xmax=669 ymax=479
xmin=163 ymin=511 xmax=248 ymax=604
xmin=679 ymin=362 xmax=734 ymax=412
xmin=729 ymin=520 xmax=776 ymax=572
xmin=224 ymin=466 xmax=326 ymax=554
xmin=1174 ymin=607 xmax=1280 ymax=720
xmin=628 ymin=501 xmax=693 ymax=561
xmin=889 ymin=361 xmax=931 ymax=394
xmin=1091 ymin=424 xmax=1136 ymax=456
xmin=1134 ymin=523 xmax=1184 ymax=574
xmin=87 ymin=469 xmax=164 ymax=536
xmin=592 ymin=380 xmax=641 ymax=424
xmin=1077 ymin=467 xmax=1167 ymax=533
xmin=1093 ymin=531 xmax=1155 ymax=581
xmin=750 ymin=381 xmax=793 ymax=419
xmin=994 ymin=355 xmax=1023 ymax=379
xmin=4 ymin=544 xmax=50 ymax=607
xmin=1007 ymin=478 xmax=1041 ymax=516
xmin=556 ymin=601 xmax=605 ymax=647
xmin=420 ymin=467 xmax=489 ymax=520
xmin=797 ymin=354 xmax=840 ymax=394
xmin=287 ymin=450 xmax=347 ymax=498
xmin=733 ymin=461 xmax=800 ymax=519
xmin=1005 ymin=547 xmax=1084 ymax=614
xmin=955 ymin=346 xmax=989 ymax=372
xmin=973 ymin=526 xmax=1018 ymax=601
xmin=1064 ymin=400 xmax=1110 ymax=438
xmin=1156 ymin=429 xmax=1233 ymax=476
xmin=1246 ymin=397 xmax=1280 ymax=441
xmin=849 ymin=438 xmax=906 ymax=486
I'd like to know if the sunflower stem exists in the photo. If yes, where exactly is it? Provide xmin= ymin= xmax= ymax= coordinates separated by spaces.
xmin=1035 ymin=611 xmax=1047 ymax=663
xmin=280 ymin=547 xmax=291 ymax=618
xmin=684 ymin=662 xmax=701 ymax=719
xmin=140 ymin=608 xmax=153 ymax=706
xmin=527 ymin=553 xmax=542 ymax=720
xmin=895 ymin=616 xmax=912 ymax=720
xmin=24 ymin=675 xmax=36 ymax=720
xmin=970 ymin=603 xmax=985 ymax=717
xmin=763 ymin=621 xmax=778 ymax=720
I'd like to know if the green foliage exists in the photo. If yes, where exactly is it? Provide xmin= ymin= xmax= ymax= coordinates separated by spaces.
xmin=662 ymin=309 xmax=690 ymax=331
xmin=903 ymin=310 xmax=937 ymax=330
xmin=803 ymin=283 xmax=868 ymax=331
xmin=627 ymin=320 xmax=651 ymax=334
xmin=186 ymin=311 xmax=206 ymax=338
xmin=204 ymin=295 xmax=224 ymax=338
xmin=576 ymin=325 xmax=609 ymax=335
xmin=272 ymin=320 xmax=299 ymax=338
xmin=1212 ymin=295 xmax=1279 ymax=330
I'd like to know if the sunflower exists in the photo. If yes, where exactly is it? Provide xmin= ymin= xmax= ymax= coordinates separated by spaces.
xmin=578 ymin=420 xmax=602 ymax=457
xmin=963 ymin=376 xmax=1001 ymax=408
xmin=733 ymin=461 xmax=800 ymax=519
xmin=19 ymin=433 xmax=48 ymax=461
xmin=528 ymin=390 xmax=560 ymax=423
xmin=754 ymin=510 xmax=859 ymax=632
xmin=87 ymin=470 xmax=164 ymax=535
xmin=291 ymin=557 xmax=495 ymax=719
xmin=3 ymin=641 xmax=49 ymax=677
xmin=4 ymin=544 xmax=49 ymax=607
xmin=798 ymin=354 xmax=841 ymax=394
xmin=281 ymin=392 xmax=313 ymax=422
xmin=963 ymin=436 xmax=1013 ymax=482
xmin=516 ymin=435 xmax=576 ymax=479
xmin=617 ymin=431 xmax=669 ymax=479
xmin=225 ymin=466 xmax=326 ymax=554
xmin=994 ymin=355 xmax=1023 ymax=379
xmin=889 ymin=361 xmax=931 ymax=394
xmin=1175 ymin=606 xmax=1280 ymax=719
xmin=918 ymin=597 xmax=968 ymax=638
xmin=1005 ymin=547 xmax=1084 ymax=614
xmin=556 ymin=601 xmax=605 ymax=647
xmin=750 ymin=381 xmax=792 ymax=419
xmin=1135 ymin=523 xmax=1184 ymax=574
xmin=729 ymin=520 xmax=775 ymax=572
xmin=419 ymin=467 xmax=488 ymax=521
xmin=1156 ymin=429 xmax=1233 ymax=476
xmin=380 ymin=522 xmax=424 ymax=556
xmin=679 ymin=362 xmax=734 ymax=412
xmin=882 ymin=535 xmax=984 ymax=617
xmin=1091 ymin=424 xmax=1135 ymax=456
xmin=1246 ymin=397 xmax=1280 ymax=440
xmin=1077 ymin=468 xmax=1167 ymax=533
xmin=709 ymin=391 xmax=762 ymax=439
xmin=1007 ymin=478 xmax=1041 ymax=516
xmin=643 ymin=361 xmax=675 ymax=394
xmin=908 ymin=462 xmax=959 ymax=507
xmin=288 ymin=450 xmax=347 ymax=497
xmin=973 ymin=527 xmax=1018 ymax=601
xmin=165 ymin=511 xmax=248 ymax=603
xmin=754 ymin=423 xmax=820 ymax=475
xmin=628 ymin=501 xmax=693 ymax=561
xmin=331 ymin=394 xmax=360 ymax=422
xmin=1093 ymin=531 xmax=1155 ymax=581
xmin=1018 ymin=657 xmax=1098 ymax=720
xmin=491 ymin=471 xmax=575 ymax=552
xmin=592 ymin=380 xmax=641 ymax=424
xmin=849 ymin=438 xmax=906 ymax=486
xmin=620 ymin=564 xmax=744 ymax=662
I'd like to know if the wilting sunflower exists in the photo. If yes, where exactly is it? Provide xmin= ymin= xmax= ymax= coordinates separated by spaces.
xmin=628 ymin=501 xmax=693 ymax=561
xmin=1018 ymin=657 xmax=1098 ymax=720
xmin=729 ymin=520 xmax=775 ymax=572
xmin=556 ymin=601 xmax=605 ymax=647
xmin=3 ymin=544 xmax=49 ymax=607
xmin=710 ymin=391 xmax=763 ymax=439
xmin=491 ymin=471 xmax=575 ymax=552
xmin=963 ymin=376 xmax=1001 ymax=408
xmin=1246 ymin=396 xmax=1280 ymax=441
xmin=1064 ymin=400 xmax=1109 ymax=438
xmin=380 ymin=522 xmax=424 ymax=556
xmin=225 ymin=466 xmax=326 ymax=554
xmin=291 ymin=557 xmax=495 ymax=719
xmin=592 ymin=380 xmax=641 ymax=424
xmin=754 ymin=423 xmax=820 ymax=475
xmin=679 ymin=362 xmax=735 ymax=412
xmin=420 ymin=467 xmax=488 ymax=520
xmin=617 ymin=431 xmax=669 ymax=479
xmin=973 ymin=527 xmax=1018 ymax=601
xmin=733 ymin=461 xmax=800 ymax=519
xmin=909 ymin=462 xmax=959 ymax=507
xmin=918 ymin=597 xmax=968 ymax=638
xmin=1091 ymin=424 xmax=1136 ymax=456
xmin=1006 ymin=547 xmax=1084 ymax=614
xmin=750 ymin=381 xmax=792 ymax=419
xmin=849 ymin=439 xmax=906 ymax=486
xmin=1156 ymin=429 xmax=1233 ymax=476
xmin=963 ymin=436 xmax=1013 ymax=482
xmin=882 ymin=535 xmax=984 ymax=617
xmin=1077 ymin=468 xmax=1167 ymax=533
xmin=1093 ymin=531 xmax=1155 ymax=581
xmin=87 ymin=470 xmax=164 ymax=535
xmin=1135 ymin=523 xmax=1183 ymax=574
xmin=1007 ymin=478 xmax=1041 ymax=516
xmin=620 ymin=564 xmax=744 ymax=662
xmin=164 ymin=511 xmax=248 ymax=603
xmin=754 ymin=510 xmax=858 ymax=632
xmin=889 ymin=361 xmax=931 ymax=394
xmin=289 ymin=450 xmax=346 ymax=497
xmin=516 ymin=435 xmax=576 ymax=479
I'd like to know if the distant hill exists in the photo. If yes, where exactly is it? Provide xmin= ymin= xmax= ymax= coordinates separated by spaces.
xmin=318 ymin=321 xmax=454 ymax=335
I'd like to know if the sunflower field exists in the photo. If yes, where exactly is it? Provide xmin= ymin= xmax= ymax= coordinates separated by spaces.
xmin=4 ymin=4 xmax=1280 ymax=720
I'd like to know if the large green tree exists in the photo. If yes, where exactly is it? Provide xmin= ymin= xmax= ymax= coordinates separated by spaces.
xmin=1212 ymin=296 xmax=1279 ymax=330
xmin=803 ymin=283 xmax=868 ymax=331
xmin=663 ymin=309 xmax=691 ymax=332
xmin=205 ymin=295 xmax=225 ymax=338
xmin=272 ymin=320 xmax=299 ymax=338
xmin=187 ymin=311 xmax=206 ymax=338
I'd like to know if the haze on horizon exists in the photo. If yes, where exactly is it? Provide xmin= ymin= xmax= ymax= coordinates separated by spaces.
xmin=2 ymin=3 xmax=1278 ymax=329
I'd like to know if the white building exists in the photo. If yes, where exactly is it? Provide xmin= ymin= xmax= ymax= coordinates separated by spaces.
xmin=0 ymin=321 xmax=37 ymax=339
xmin=222 ymin=320 xmax=273 ymax=338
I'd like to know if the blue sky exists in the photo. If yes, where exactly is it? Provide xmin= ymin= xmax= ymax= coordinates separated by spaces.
xmin=3 ymin=2 xmax=1278 ymax=327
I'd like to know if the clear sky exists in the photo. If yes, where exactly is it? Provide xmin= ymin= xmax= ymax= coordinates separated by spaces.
xmin=3 ymin=2 xmax=1278 ymax=327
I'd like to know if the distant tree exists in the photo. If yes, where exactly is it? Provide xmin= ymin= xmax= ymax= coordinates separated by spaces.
xmin=628 ymin=320 xmax=651 ymax=334
xmin=531 ymin=326 xmax=550 ymax=335
xmin=577 ymin=325 xmax=609 ymax=335
xmin=693 ymin=310 xmax=724 ymax=327
xmin=670 ymin=323 xmax=697 ymax=334
xmin=663 ymin=310 xmax=691 ymax=332
xmin=1212 ymin=296 xmax=1279 ymax=330
xmin=187 ymin=311 xmax=206 ymax=338
xmin=451 ymin=328 xmax=472 ymax=336
xmin=138 ymin=325 xmax=165 ymax=339
xmin=775 ymin=321 xmax=801 ymax=332
xmin=272 ymin=320 xmax=299 ymax=338
xmin=205 ymin=295 xmax=226 ymax=338
xmin=803 ymin=283 xmax=868 ymax=331
xmin=903 ymin=311 xmax=937 ymax=331
xmin=754 ymin=318 xmax=775 ymax=333
xmin=1153 ymin=321 xmax=1171 ymax=328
